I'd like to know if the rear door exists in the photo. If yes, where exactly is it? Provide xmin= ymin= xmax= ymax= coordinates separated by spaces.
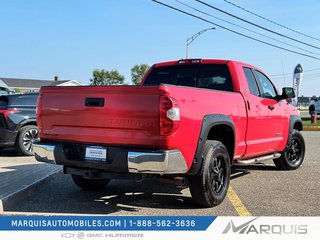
xmin=252 ymin=69 xmax=288 ymax=152
xmin=242 ymin=67 xmax=273 ymax=158
xmin=242 ymin=66 xmax=288 ymax=158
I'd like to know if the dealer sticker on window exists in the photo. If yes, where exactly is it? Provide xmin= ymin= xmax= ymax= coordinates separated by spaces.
xmin=85 ymin=146 xmax=107 ymax=161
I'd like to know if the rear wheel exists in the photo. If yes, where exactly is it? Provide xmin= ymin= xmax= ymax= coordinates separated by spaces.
xmin=273 ymin=130 xmax=305 ymax=170
xmin=72 ymin=175 xmax=110 ymax=191
xmin=188 ymin=140 xmax=231 ymax=207
xmin=15 ymin=125 xmax=39 ymax=156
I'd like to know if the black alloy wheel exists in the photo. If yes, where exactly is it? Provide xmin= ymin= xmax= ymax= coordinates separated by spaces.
xmin=189 ymin=140 xmax=231 ymax=207
xmin=273 ymin=130 xmax=305 ymax=170
xmin=287 ymin=138 xmax=302 ymax=165
xmin=211 ymin=154 xmax=226 ymax=194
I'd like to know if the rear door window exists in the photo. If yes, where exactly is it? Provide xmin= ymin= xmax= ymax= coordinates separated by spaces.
xmin=243 ymin=67 xmax=260 ymax=96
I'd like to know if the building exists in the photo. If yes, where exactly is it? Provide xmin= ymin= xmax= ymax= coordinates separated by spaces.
xmin=297 ymin=96 xmax=310 ymax=110
xmin=0 ymin=76 xmax=83 ymax=93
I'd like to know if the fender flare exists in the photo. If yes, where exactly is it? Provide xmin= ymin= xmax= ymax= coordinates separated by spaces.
xmin=290 ymin=115 xmax=303 ymax=132
xmin=285 ymin=115 xmax=303 ymax=151
xmin=187 ymin=114 xmax=235 ymax=175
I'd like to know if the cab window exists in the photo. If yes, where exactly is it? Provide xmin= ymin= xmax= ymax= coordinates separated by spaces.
xmin=253 ymin=70 xmax=277 ymax=99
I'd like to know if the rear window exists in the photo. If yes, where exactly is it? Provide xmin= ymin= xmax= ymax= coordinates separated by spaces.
xmin=0 ymin=94 xmax=38 ymax=108
xmin=143 ymin=64 xmax=233 ymax=92
xmin=12 ymin=95 xmax=38 ymax=106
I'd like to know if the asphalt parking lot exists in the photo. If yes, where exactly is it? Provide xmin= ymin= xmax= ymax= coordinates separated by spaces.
xmin=0 ymin=131 xmax=319 ymax=216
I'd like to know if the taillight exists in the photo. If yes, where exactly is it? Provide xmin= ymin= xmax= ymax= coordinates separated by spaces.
xmin=0 ymin=110 xmax=18 ymax=128
xmin=159 ymin=95 xmax=180 ymax=136
xmin=36 ymin=93 xmax=42 ymax=133
xmin=0 ymin=110 xmax=18 ymax=119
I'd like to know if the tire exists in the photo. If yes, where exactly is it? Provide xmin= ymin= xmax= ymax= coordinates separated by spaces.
xmin=15 ymin=125 xmax=39 ymax=156
xmin=188 ymin=140 xmax=231 ymax=207
xmin=72 ymin=175 xmax=110 ymax=191
xmin=273 ymin=130 xmax=305 ymax=170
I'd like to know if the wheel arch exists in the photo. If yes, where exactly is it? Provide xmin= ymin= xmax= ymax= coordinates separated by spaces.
xmin=14 ymin=119 xmax=37 ymax=133
xmin=284 ymin=115 xmax=303 ymax=151
xmin=20 ymin=119 xmax=37 ymax=128
xmin=291 ymin=118 xmax=303 ymax=131
xmin=188 ymin=114 xmax=235 ymax=175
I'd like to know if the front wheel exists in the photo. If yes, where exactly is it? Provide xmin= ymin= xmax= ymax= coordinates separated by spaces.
xmin=273 ymin=130 xmax=305 ymax=170
xmin=72 ymin=175 xmax=110 ymax=191
xmin=188 ymin=140 xmax=231 ymax=207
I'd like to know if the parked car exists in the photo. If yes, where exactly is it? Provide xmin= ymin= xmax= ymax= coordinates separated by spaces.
xmin=0 ymin=92 xmax=39 ymax=155
xmin=34 ymin=59 xmax=304 ymax=207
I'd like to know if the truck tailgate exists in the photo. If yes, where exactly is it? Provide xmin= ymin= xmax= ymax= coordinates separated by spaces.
xmin=38 ymin=86 xmax=161 ymax=147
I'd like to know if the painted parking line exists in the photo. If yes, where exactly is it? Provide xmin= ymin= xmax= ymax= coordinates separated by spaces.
xmin=227 ymin=185 xmax=252 ymax=216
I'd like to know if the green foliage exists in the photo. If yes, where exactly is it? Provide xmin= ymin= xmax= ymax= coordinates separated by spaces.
xmin=131 ymin=64 xmax=150 ymax=85
xmin=90 ymin=69 xmax=125 ymax=86
xmin=302 ymin=117 xmax=320 ymax=127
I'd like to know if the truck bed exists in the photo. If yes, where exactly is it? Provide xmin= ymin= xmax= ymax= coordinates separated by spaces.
xmin=38 ymin=84 xmax=248 ymax=167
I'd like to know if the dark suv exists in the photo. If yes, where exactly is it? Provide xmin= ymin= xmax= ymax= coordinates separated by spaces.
xmin=0 ymin=93 xmax=38 ymax=156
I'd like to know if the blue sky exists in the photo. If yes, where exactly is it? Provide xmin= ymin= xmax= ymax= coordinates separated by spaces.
xmin=1 ymin=0 xmax=320 ymax=96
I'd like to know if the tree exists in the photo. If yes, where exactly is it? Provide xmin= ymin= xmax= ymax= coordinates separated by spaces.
xmin=90 ymin=69 xmax=125 ymax=86
xmin=131 ymin=64 xmax=150 ymax=85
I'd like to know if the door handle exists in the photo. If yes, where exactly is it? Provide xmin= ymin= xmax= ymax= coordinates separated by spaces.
xmin=85 ymin=97 xmax=105 ymax=107
xmin=268 ymin=105 xmax=275 ymax=110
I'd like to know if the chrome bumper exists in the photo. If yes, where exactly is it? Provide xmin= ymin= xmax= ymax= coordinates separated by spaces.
xmin=33 ymin=142 xmax=188 ymax=174
xmin=127 ymin=150 xmax=187 ymax=174
xmin=33 ymin=143 xmax=57 ymax=164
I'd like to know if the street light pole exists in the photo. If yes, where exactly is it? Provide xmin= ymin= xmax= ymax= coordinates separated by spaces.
xmin=186 ymin=27 xmax=215 ymax=59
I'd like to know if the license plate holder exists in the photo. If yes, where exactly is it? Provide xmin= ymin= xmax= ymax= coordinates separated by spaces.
xmin=85 ymin=146 xmax=107 ymax=162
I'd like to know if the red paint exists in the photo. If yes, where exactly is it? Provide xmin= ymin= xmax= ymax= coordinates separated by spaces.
xmin=37 ymin=59 xmax=299 ymax=171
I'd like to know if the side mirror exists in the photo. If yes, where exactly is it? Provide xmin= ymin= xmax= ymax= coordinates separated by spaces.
xmin=278 ymin=87 xmax=295 ymax=100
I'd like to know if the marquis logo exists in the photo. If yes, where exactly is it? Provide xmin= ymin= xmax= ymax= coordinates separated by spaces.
xmin=222 ymin=217 xmax=308 ymax=235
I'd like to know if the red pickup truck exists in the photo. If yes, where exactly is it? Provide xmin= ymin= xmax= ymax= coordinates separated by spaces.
xmin=34 ymin=59 xmax=305 ymax=207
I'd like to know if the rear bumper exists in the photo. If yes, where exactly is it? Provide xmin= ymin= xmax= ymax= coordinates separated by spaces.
xmin=0 ymin=129 xmax=17 ymax=147
xmin=33 ymin=142 xmax=187 ymax=174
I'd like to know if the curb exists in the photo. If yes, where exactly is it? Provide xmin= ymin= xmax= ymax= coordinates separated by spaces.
xmin=0 ymin=167 xmax=62 ymax=212
xmin=303 ymin=126 xmax=320 ymax=131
